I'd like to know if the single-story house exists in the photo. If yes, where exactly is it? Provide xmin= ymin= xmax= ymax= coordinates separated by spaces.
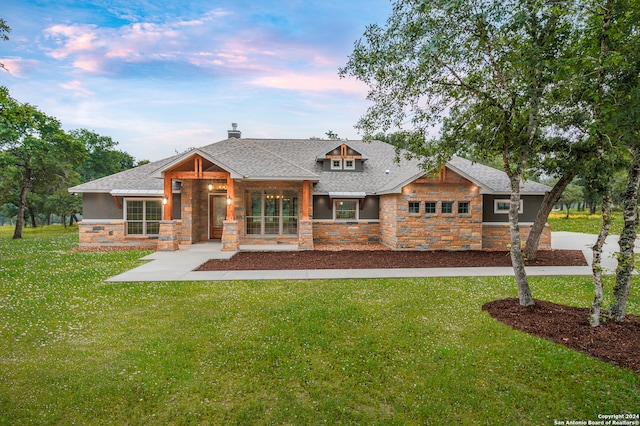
xmin=68 ymin=125 xmax=552 ymax=252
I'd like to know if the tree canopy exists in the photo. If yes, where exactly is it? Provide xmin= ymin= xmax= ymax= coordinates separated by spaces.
xmin=0 ymin=87 xmax=85 ymax=238
xmin=341 ymin=0 xmax=578 ymax=306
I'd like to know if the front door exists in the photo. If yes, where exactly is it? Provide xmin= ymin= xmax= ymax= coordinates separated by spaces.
xmin=209 ymin=195 xmax=226 ymax=239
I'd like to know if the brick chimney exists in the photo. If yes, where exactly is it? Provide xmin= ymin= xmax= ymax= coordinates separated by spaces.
xmin=228 ymin=123 xmax=241 ymax=139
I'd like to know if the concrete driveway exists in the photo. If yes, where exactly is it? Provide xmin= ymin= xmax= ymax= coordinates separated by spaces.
xmin=552 ymin=231 xmax=640 ymax=274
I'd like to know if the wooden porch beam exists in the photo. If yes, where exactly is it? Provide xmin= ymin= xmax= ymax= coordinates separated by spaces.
xmin=163 ymin=174 xmax=173 ymax=220
xmin=302 ymin=180 xmax=310 ymax=220
xmin=112 ymin=196 xmax=122 ymax=210
xmin=168 ymin=171 xmax=229 ymax=180
xmin=226 ymin=174 xmax=235 ymax=220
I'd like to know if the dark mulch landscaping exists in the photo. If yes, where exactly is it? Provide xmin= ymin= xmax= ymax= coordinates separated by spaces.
xmin=483 ymin=298 xmax=640 ymax=372
xmin=196 ymin=249 xmax=587 ymax=271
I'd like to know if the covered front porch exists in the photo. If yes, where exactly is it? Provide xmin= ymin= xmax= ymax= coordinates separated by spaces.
xmin=157 ymin=152 xmax=313 ymax=251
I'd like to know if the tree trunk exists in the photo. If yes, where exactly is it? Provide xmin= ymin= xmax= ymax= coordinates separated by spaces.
xmin=609 ymin=147 xmax=640 ymax=322
xmin=28 ymin=206 xmax=37 ymax=228
xmin=510 ymin=183 xmax=534 ymax=306
xmin=524 ymin=174 xmax=574 ymax=260
xmin=589 ymin=192 xmax=611 ymax=326
xmin=12 ymin=167 xmax=31 ymax=240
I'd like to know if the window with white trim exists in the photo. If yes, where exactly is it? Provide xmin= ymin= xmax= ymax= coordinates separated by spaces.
xmin=408 ymin=201 xmax=420 ymax=214
xmin=331 ymin=159 xmax=342 ymax=170
xmin=494 ymin=199 xmax=523 ymax=214
xmin=344 ymin=159 xmax=355 ymax=170
xmin=125 ymin=199 xmax=162 ymax=236
xmin=334 ymin=199 xmax=359 ymax=220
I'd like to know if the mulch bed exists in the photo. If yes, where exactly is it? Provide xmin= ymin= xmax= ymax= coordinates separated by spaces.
xmin=483 ymin=298 xmax=640 ymax=372
xmin=196 ymin=249 xmax=587 ymax=271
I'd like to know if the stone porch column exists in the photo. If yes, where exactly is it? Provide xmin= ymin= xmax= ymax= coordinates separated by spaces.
xmin=221 ymin=219 xmax=239 ymax=251
xmin=298 ymin=219 xmax=313 ymax=250
xmin=158 ymin=220 xmax=180 ymax=251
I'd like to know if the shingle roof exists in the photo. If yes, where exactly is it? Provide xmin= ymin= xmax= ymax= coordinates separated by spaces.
xmin=446 ymin=156 xmax=551 ymax=194
xmin=69 ymin=138 xmax=550 ymax=195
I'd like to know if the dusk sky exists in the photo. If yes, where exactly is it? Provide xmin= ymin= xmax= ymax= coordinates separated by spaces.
xmin=1 ymin=0 xmax=392 ymax=161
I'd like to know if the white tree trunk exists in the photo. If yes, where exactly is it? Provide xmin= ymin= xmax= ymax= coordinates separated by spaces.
xmin=509 ymin=183 xmax=534 ymax=306
xmin=609 ymin=147 xmax=640 ymax=322
xmin=589 ymin=192 xmax=611 ymax=326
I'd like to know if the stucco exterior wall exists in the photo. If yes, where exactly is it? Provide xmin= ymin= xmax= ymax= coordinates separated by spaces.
xmin=81 ymin=193 xmax=122 ymax=220
xmin=482 ymin=194 xmax=544 ymax=223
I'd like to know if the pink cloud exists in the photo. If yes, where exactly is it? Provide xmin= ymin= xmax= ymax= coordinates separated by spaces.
xmin=0 ymin=57 xmax=41 ymax=77
xmin=59 ymin=80 xmax=95 ymax=97
xmin=250 ymin=72 xmax=368 ymax=94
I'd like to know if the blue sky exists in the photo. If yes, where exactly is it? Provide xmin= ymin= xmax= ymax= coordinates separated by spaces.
xmin=0 ymin=0 xmax=392 ymax=161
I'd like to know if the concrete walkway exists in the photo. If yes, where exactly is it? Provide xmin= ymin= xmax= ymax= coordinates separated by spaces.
xmin=106 ymin=232 xmax=634 ymax=282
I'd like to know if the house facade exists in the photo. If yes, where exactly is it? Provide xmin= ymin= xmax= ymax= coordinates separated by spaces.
xmin=69 ymin=126 xmax=552 ymax=252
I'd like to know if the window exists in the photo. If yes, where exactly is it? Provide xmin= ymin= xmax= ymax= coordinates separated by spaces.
xmin=441 ymin=201 xmax=453 ymax=214
xmin=425 ymin=202 xmax=436 ymax=214
xmin=331 ymin=159 xmax=342 ymax=170
xmin=458 ymin=201 xmax=470 ymax=215
xmin=494 ymin=199 xmax=523 ymax=214
xmin=408 ymin=201 xmax=420 ymax=214
xmin=125 ymin=199 xmax=162 ymax=236
xmin=246 ymin=190 xmax=298 ymax=236
xmin=334 ymin=199 xmax=358 ymax=220
xmin=344 ymin=159 xmax=355 ymax=170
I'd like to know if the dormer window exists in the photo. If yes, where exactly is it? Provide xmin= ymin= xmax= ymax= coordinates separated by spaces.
xmin=322 ymin=143 xmax=366 ymax=172
xmin=344 ymin=159 xmax=355 ymax=170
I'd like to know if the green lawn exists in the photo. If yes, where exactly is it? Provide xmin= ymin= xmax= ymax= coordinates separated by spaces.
xmin=548 ymin=211 xmax=625 ymax=235
xmin=0 ymin=225 xmax=638 ymax=424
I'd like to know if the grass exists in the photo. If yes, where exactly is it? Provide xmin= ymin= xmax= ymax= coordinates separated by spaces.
xmin=548 ymin=211 xmax=625 ymax=235
xmin=1 ymin=225 xmax=639 ymax=424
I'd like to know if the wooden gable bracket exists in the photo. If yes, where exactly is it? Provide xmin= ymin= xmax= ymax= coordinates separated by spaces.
xmin=194 ymin=155 xmax=203 ymax=178
xmin=112 ymin=196 xmax=122 ymax=210
xmin=439 ymin=166 xmax=447 ymax=183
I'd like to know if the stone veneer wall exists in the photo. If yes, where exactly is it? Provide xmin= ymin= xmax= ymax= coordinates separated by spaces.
xmin=379 ymin=195 xmax=398 ymax=248
xmin=78 ymin=221 xmax=157 ymax=248
xmin=380 ymin=174 xmax=484 ymax=250
xmin=482 ymin=223 xmax=552 ymax=250
xmin=179 ymin=180 xmax=195 ymax=244
xmin=312 ymin=221 xmax=381 ymax=244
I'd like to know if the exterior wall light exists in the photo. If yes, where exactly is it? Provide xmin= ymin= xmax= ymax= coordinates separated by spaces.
xmin=162 ymin=196 xmax=169 ymax=205
xmin=227 ymin=196 xmax=232 ymax=206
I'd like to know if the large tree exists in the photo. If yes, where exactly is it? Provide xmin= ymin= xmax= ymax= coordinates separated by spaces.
xmin=341 ymin=0 xmax=575 ymax=306
xmin=0 ymin=87 xmax=84 ymax=238
xmin=559 ymin=0 xmax=640 ymax=325
xmin=71 ymin=129 xmax=135 ymax=182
